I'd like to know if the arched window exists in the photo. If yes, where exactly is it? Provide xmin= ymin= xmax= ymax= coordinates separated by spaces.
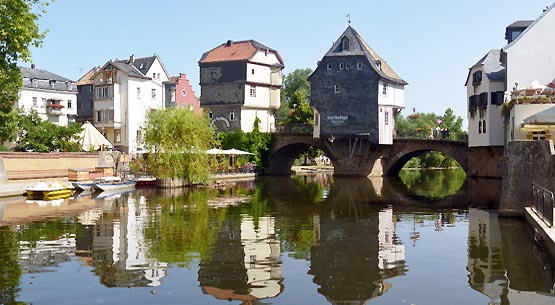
xmin=483 ymin=120 xmax=487 ymax=133
xmin=478 ymin=121 xmax=482 ymax=134
xmin=342 ymin=37 xmax=350 ymax=51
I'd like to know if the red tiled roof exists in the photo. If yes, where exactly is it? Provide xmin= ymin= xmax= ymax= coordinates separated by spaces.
xmin=199 ymin=41 xmax=258 ymax=63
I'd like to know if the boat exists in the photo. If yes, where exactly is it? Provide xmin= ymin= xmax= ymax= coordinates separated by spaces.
xmin=26 ymin=181 xmax=73 ymax=200
xmin=92 ymin=176 xmax=136 ymax=192
xmin=136 ymin=176 xmax=156 ymax=187
xmin=71 ymin=181 xmax=94 ymax=192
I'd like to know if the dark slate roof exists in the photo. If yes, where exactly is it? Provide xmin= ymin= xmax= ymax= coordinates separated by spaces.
xmin=20 ymin=67 xmax=77 ymax=92
xmin=21 ymin=67 xmax=73 ymax=82
xmin=117 ymin=56 xmax=157 ymax=75
xmin=506 ymin=20 xmax=534 ymax=29
xmin=504 ymin=3 xmax=555 ymax=50
xmin=465 ymin=49 xmax=506 ymax=85
xmin=321 ymin=26 xmax=407 ymax=85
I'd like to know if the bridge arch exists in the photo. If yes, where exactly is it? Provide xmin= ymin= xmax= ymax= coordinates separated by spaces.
xmin=266 ymin=135 xmax=333 ymax=175
xmin=384 ymin=139 xmax=468 ymax=176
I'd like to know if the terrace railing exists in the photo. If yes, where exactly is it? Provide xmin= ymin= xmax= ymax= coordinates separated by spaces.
xmin=532 ymin=183 xmax=554 ymax=227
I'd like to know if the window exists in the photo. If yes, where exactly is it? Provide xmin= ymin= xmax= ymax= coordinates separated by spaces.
xmin=357 ymin=62 xmax=363 ymax=70
xmin=473 ymin=70 xmax=483 ymax=85
xmin=327 ymin=63 xmax=332 ymax=70
xmin=137 ymin=87 xmax=141 ymax=98
xmin=67 ymin=100 xmax=72 ymax=109
xmin=383 ymin=82 xmax=388 ymax=95
xmin=42 ymin=98 xmax=46 ymax=106
xmin=151 ymin=89 xmax=156 ymax=98
xmin=491 ymin=91 xmax=504 ymax=105
xmin=157 ymin=73 xmax=160 ymax=79
xmin=96 ymin=111 xmax=102 ymax=122
xmin=95 ymin=85 xmax=114 ymax=100
xmin=251 ymin=69 xmax=255 ymax=75
xmin=335 ymin=84 xmax=341 ymax=93
xmin=385 ymin=111 xmax=389 ymax=125
xmin=181 ymin=89 xmax=186 ymax=96
xmin=345 ymin=63 xmax=350 ymax=70
xmin=50 ymin=80 xmax=55 ymax=89
xmin=339 ymin=63 xmax=345 ymax=70
xmin=153 ymin=73 xmax=156 ymax=78
xmin=115 ymin=129 xmax=121 ymax=143
xmin=32 ymin=97 xmax=37 ymax=106
xmin=209 ymin=112 xmax=213 ymax=119
xmin=171 ymin=89 xmax=176 ymax=102
xmin=483 ymin=120 xmax=486 ymax=133
xmin=250 ymin=86 xmax=256 ymax=97
xmin=342 ymin=37 xmax=350 ymax=51
xmin=376 ymin=61 xmax=382 ymax=70
xmin=189 ymin=104 xmax=194 ymax=111
xmin=478 ymin=121 xmax=482 ymax=134
xmin=229 ymin=110 xmax=235 ymax=121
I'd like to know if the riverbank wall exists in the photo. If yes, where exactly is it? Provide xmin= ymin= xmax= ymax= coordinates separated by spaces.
xmin=0 ymin=152 xmax=98 ymax=180
xmin=499 ymin=140 xmax=555 ymax=217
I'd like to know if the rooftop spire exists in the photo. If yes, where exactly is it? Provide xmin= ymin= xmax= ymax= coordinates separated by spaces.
xmin=346 ymin=13 xmax=351 ymax=25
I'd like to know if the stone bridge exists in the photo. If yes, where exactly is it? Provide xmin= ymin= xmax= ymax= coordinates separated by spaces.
xmin=267 ymin=134 xmax=502 ymax=178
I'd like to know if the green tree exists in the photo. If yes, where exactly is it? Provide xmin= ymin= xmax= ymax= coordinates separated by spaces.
xmin=141 ymin=108 xmax=218 ymax=183
xmin=15 ymin=110 xmax=81 ymax=152
xmin=277 ymin=68 xmax=313 ymax=126
xmin=0 ymin=0 xmax=51 ymax=142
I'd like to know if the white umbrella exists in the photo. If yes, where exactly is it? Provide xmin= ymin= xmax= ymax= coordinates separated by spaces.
xmin=79 ymin=122 xmax=113 ymax=151
xmin=206 ymin=148 xmax=224 ymax=155
xmin=223 ymin=148 xmax=253 ymax=155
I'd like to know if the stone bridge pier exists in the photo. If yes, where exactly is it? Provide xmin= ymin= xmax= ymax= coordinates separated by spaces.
xmin=267 ymin=134 xmax=502 ymax=178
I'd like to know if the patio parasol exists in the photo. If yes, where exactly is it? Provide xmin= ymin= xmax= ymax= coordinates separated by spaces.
xmin=78 ymin=122 xmax=113 ymax=151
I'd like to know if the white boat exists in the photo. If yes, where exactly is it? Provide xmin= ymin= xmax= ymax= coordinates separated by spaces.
xmin=92 ymin=176 xmax=136 ymax=192
xmin=71 ymin=181 xmax=94 ymax=192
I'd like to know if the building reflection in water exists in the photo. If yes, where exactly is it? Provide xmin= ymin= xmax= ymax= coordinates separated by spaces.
xmin=198 ymin=215 xmax=283 ymax=304
xmin=77 ymin=192 xmax=167 ymax=287
xmin=467 ymin=209 xmax=555 ymax=305
xmin=309 ymin=205 xmax=406 ymax=305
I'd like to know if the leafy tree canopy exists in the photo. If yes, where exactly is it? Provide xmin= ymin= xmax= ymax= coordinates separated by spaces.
xmin=395 ymin=108 xmax=467 ymax=142
xmin=276 ymin=68 xmax=313 ymax=126
xmin=0 ymin=0 xmax=50 ymax=142
xmin=14 ymin=110 xmax=81 ymax=152
xmin=141 ymin=108 xmax=218 ymax=183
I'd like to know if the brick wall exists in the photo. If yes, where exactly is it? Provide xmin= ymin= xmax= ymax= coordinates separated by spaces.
xmin=0 ymin=152 xmax=98 ymax=180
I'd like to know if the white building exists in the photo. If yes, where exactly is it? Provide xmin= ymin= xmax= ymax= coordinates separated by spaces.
xmin=466 ymin=4 xmax=555 ymax=146
xmin=17 ymin=65 xmax=78 ymax=126
xmin=465 ymin=50 xmax=506 ymax=147
xmin=199 ymin=40 xmax=284 ymax=133
xmin=91 ymin=54 xmax=170 ymax=153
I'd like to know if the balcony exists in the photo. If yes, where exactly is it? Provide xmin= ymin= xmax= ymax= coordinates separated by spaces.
xmin=46 ymin=102 xmax=64 ymax=116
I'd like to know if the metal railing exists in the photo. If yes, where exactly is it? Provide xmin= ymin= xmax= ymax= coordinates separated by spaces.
xmin=532 ymin=183 xmax=554 ymax=227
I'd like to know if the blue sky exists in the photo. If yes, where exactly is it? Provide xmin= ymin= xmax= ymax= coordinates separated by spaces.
xmin=26 ymin=0 xmax=553 ymax=129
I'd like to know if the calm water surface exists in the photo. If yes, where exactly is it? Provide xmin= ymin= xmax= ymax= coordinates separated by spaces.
xmin=0 ymin=170 xmax=554 ymax=305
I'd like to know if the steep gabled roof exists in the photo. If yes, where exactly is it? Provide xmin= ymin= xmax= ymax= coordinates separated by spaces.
xmin=76 ymin=67 xmax=97 ymax=86
xmin=465 ymin=49 xmax=506 ymax=85
xmin=503 ymin=3 xmax=555 ymax=50
xmin=199 ymin=40 xmax=284 ymax=66
xmin=322 ymin=26 xmax=407 ymax=85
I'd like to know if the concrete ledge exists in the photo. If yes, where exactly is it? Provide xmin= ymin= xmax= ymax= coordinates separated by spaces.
xmin=525 ymin=206 xmax=555 ymax=258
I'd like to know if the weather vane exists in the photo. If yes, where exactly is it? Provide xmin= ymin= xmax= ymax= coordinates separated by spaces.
xmin=346 ymin=13 xmax=351 ymax=25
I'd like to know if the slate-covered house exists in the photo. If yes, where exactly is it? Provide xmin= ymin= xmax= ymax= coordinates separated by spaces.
xmin=309 ymin=26 xmax=407 ymax=145
xmin=199 ymin=40 xmax=284 ymax=133
xmin=17 ymin=65 xmax=78 ymax=126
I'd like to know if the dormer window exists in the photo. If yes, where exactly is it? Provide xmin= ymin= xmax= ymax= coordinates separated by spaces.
xmin=50 ymin=80 xmax=56 ymax=89
xmin=342 ymin=37 xmax=350 ymax=51
xmin=376 ymin=61 xmax=382 ymax=70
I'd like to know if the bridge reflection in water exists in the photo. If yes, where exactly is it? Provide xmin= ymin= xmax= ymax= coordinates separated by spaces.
xmin=2 ymin=172 xmax=554 ymax=305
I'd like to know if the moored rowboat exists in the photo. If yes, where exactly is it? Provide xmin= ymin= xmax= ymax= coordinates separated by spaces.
xmin=26 ymin=181 xmax=73 ymax=200
xmin=92 ymin=177 xmax=136 ymax=192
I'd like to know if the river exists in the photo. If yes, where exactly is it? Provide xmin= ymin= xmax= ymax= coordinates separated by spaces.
xmin=0 ymin=169 xmax=553 ymax=305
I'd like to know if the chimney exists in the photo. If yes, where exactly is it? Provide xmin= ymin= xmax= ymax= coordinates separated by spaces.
xmin=226 ymin=40 xmax=233 ymax=47
xmin=31 ymin=64 xmax=36 ymax=69
xmin=130 ymin=54 xmax=135 ymax=63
